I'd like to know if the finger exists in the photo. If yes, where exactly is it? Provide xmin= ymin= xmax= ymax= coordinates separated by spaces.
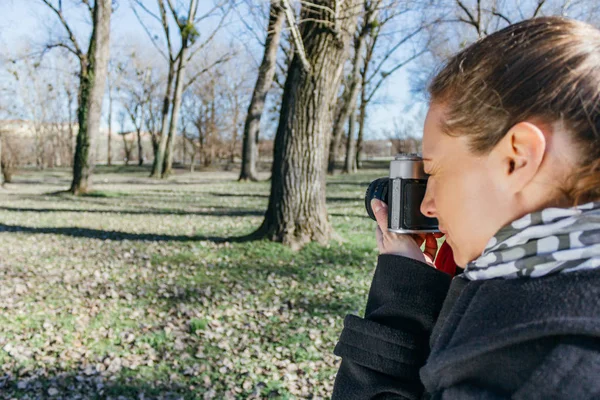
xmin=375 ymin=225 xmax=383 ymax=250
xmin=423 ymin=234 xmax=439 ymax=262
xmin=371 ymin=199 xmax=389 ymax=234
xmin=412 ymin=233 xmax=426 ymax=247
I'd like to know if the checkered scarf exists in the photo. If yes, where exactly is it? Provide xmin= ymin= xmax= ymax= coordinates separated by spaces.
xmin=464 ymin=201 xmax=600 ymax=280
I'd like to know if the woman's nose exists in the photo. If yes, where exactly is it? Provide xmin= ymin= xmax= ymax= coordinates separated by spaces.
xmin=420 ymin=188 xmax=436 ymax=218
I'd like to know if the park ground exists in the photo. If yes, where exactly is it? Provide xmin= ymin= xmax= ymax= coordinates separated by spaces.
xmin=0 ymin=164 xmax=387 ymax=399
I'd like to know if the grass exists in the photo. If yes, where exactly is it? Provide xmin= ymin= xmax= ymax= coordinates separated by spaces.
xmin=0 ymin=163 xmax=390 ymax=399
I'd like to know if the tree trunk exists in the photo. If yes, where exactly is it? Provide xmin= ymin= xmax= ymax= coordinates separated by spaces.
xmin=137 ymin=127 xmax=143 ymax=166
xmin=189 ymin=143 xmax=196 ymax=172
xmin=230 ymin=99 xmax=238 ymax=164
xmin=162 ymin=57 xmax=185 ymax=177
xmin=162 ymin=0 xmax=198 ymax=178
xmin=136 ymin=106 xmax=144 ymax=166
xmin=122 ymin=134 xmax=132 ymax=166
xmin=343 ymin=108 xmax=357 ymax=173
xmin=151 ymin=63 xmax=174 ymax=177
xmin=356 ymin=12 xmax=376 ymax=171
xmin=327 ymin=5 xmax=373 ymax=175
xmin=239 ymin=0 xmax=284 ymax=182
xmin=327 ymin=90 xmax=347 ymax=174
xmin=255 ymin=0 xmax=360 ymax=249
xmin=355 ymin=91 xmax=366 ymax=169
xmin=0 ymin=133 xmax=3 ymax=187
xmin=66 ymin=87 xmax=75 ymax=166
xmin=70 ymin=0 xmax=111 ymax=195
xmin=182 ymin=132 xmax=188 ymax=166
xmin=107 ymin=83 xmax=113 ymax=166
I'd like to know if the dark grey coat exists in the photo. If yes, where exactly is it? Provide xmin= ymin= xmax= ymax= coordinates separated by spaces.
xmin=332 ymin=255 xmax=600 ymax=399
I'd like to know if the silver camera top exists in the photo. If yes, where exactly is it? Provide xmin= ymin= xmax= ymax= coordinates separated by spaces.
xmin=389 ymin=153 xmax=428 ymax=180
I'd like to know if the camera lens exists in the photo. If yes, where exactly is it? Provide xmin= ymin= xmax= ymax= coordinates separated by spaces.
xmin=365 ymin=178 xmax=389 ymax=221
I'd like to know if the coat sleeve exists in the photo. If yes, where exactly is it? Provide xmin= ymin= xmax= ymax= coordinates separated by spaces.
xmin=332 ymin=254 xmax=452 ymax=400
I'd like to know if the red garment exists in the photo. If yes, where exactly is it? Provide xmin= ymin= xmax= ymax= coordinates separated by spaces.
xmin=434 ymin=241 xmax=458 ymax=276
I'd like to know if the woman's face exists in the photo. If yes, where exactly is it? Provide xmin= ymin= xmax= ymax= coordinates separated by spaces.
xmin=420 ymin=103 xmax=514 ymax=267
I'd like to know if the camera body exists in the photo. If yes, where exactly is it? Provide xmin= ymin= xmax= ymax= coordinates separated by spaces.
xmin=365 ymin=154 xmax=439 ymax=233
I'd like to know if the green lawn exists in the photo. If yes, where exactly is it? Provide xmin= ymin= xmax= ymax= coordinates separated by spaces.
xmin=0 ymin=164 xmax=389 ymax=399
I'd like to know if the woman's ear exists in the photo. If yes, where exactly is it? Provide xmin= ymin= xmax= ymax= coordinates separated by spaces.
xmin=495 ymin=121 xmax=546 ymax=194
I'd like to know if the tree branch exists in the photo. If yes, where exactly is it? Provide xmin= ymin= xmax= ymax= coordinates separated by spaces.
xmin=130 ymin=2 xmax=170 ymax=61
xmin=157 ymin=0 xmax=175 ymax=62
xmin=184 ymin=53 xmax=234 ymax=91
xmin=298 ymin=0 xmax=336 ymax=16
xmin=131 ymin=0 xmax=163 ymax=24
xmin=282 ymin=0 xmax=311 ymax=73
xmin=166 ymin=0 xmax=182 ymax=28
xmin=366 ymin=25 xmax=423 ymax=86
xmin=456 ymin=0 xmax=480 ymax=36
xmin=231 ymin=1 xmax=265 ymax=47
xmin=491 ymin=9 xmax=511 ymax=25
xmin=194 ymin=0 xmax=229 ymax=24
xmin=186 ymin=5 xmax=231 ymax=62
xmin=39 ymin=0 xmax=83 ymax=59
xmin=45 ymin=42 xmax=80 ymax=58
xmin=81 ymin=0 xmax=94 ymax=15
xmin=532 ymin=0 xmax=547 ymax=17
xmin=366 ymin=48 xmax=427 ymax=104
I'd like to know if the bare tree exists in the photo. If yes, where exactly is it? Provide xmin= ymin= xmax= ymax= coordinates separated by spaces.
xmin=355 ymin=3 xmax=428 ymax=168
xmin=253 ymin=0 xmax=362 ymax=249
xmin=107 ymin=62 xmax=115 ymax=166
xmin=117 ymin=110 xmax=134 ymax=165
xmin=0 ymin=130 xmax=3 ymax=187
xmin=6 ymin=52 xmax=78 ymax=169
xmin=160 ymin=0 xmax=199 ymax=177
xmin=133 ymin=0 xmax=230 ymax=178
xmin=145 ymin=82 xmax=164 ymax=159
xmin=117 ymin=59 xmax=154 ymax=166
xmin=326 ymin=0 xmax=381 ymax=175
xmin=339 ymin=0 xmax=380 ymax=174
xmin=39 ymin=0 xmax=112 ymax=194
xmin=238 ymin=0 xmax=285 ymax=181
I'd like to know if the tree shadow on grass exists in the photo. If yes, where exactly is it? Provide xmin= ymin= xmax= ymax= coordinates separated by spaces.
xmin=327 ymin=181 xmax=373 ymax=187
xmin=208 ymin=191 xmax=268 ymax=199
xmin=0 ymin=369 xmax=215 ymax=399
xmin=0 ymin=206 xmax=264 ymax=218
xmin=0 ymin=223 xmax=259 ymax=243
xmin=326 ymin=196 xmax=362 ymax=203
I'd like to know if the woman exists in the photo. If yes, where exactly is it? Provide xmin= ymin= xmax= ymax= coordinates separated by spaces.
xmin=332 ymin=17 xmax=600 ymax=399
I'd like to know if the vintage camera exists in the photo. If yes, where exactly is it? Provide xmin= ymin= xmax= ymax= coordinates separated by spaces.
xmin=365 ymin=154 xmax=439 ymax=233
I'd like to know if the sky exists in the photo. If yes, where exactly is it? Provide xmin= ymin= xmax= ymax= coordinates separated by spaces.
xmin=0 ymin=0 xmax=426 ymax=140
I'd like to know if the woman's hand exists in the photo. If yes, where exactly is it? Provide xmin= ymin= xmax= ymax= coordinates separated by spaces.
xmin=371 ymin=199 xmax=443 ymax=267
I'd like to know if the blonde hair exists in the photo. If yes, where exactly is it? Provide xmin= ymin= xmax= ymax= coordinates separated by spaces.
xmin=429 ymin=17 xmax=600 ymax=205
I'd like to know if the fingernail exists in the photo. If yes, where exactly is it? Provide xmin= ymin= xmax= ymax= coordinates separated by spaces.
xmin=371 ymin=199 xmax=382 ymax=213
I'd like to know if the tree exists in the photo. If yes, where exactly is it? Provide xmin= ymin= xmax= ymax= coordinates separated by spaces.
xmin=334 ymin=0 xmax=379 ymax=174
xmin=354 ymin=2 xmax=428 ymax=168
xmin=253 ymin=0 xmax=361 ymax=249
xmin=40 ymin=0 xmax=112 ymax=194
xmin=7 ymin=51 xmax=78 ymax=169
xmin=116 ymin=57 xmax=155 ymax=166
xmin=106 ymin=62 xmax=115 ymax=166
xmin=40 ymin=0 xmax=112 ymax=195
xmin=409 ymin=0 xmax=557 ymax=96
xmin=160 ymin=0 xmax=198 ymax=177
xmin=238 ymin=0 xmax=285 ymax=181
xmin=133 ymin=0 xmax=230 ymax=178
xmin=117 ymin=110 xmax=134 ymax=165
xmin=0 ymin=130 xmax=3 ymax=187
